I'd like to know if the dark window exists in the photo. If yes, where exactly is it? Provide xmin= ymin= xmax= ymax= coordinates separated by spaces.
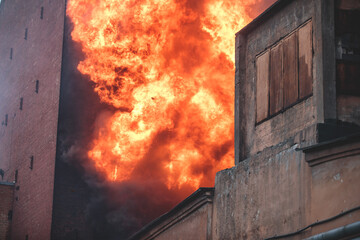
xmin=8 ymin=210 xmax=13 ymax=220
xmin=15 ymin=170 xmax=18 ymax=183
xmin=20 ymin=98 xmax=23 ymax=110
xmin=10 ymin=48 xmax=13 ymax=60
xmin=25 ymin=235 xmax=28 ymax=240
xmin=256 ymin=21 xmax=313 ymax=123
xmin=40 ymin=7 xmax=44 ymax=19
xmin=5 ymin=114 xmax=8 ymax=126
xmin=30 ymin=156 xmax=34 ymax=170
xmin=335 ymin=1 xmax=360 ymax=96
xmin=35 ymin=80 xmax=39 ymax=93
xmin=337 ymin=61 xmax=360 ymax=95
xmin=24 ymin=28 xmax=28 ymax=40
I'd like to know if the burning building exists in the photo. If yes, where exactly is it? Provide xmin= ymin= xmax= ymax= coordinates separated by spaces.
xmin=129 ymin=0 xmax=360 ymax=239
xmin=0 ymin=0 xmax=359 ymax=240
xmin=0 ymin=0 xmax=273 ymax=239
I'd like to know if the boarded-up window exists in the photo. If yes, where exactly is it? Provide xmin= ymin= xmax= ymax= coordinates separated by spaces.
xmin=256 ymin=21 xmax=313 ymax=124
xmin=298 ymin=22 xmax=313 ymax=99
xmin=256 ymin=52 xmax=270 ymax=122
xmin=283 ymin=33 xmax=298 ymax=107
xmin=270 ymin=44 xmax=283 ymax=115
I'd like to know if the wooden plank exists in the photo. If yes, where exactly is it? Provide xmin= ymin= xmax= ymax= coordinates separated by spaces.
xmin=256 ymin=51 xmax=270 ymax=122
xmin=270 ymin=44 xmax=283 ymax=115
xmin=298 ymin=21 xmax=313 ymax=99
xmin=283 ymin=32 xmax=298 ymax=107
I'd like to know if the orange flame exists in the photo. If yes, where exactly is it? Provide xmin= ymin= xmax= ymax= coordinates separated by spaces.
xmin=67 ymin=0 xmax=272 ymax=190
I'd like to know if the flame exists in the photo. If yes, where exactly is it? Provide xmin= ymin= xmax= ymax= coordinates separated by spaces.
xmin=67 ymin=0 xmax=269 ymax=190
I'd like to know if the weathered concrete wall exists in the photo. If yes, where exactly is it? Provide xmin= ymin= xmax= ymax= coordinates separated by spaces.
xmin=212 ymin=144 xmax=311 ymax=240
xmin=155 ymin=203 xmax=212 ymax=240
xmin=0 ymin=183 xmax=14 ymax=240
xmin=307 ymin=141 xmax=360 ymax=236
xmin=0 ymin=0 xmax=66 ymax=239
xmin=212 ymin=140 xmax=360 ymax=240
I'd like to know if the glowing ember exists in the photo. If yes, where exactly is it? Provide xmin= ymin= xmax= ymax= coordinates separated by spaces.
xmin=67 ymin=0 xmax=266 ymax=190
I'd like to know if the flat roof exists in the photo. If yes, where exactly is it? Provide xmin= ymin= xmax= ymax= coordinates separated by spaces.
xmin=236 ymin=0 xmax=295 ymax=36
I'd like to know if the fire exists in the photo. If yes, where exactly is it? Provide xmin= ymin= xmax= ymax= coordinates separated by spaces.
xmin=67 ymin=0 xmax=266 ymax=190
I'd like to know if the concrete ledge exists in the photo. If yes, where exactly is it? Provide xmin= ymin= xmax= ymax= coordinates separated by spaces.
xmin=300 ymin=133 xmax=360 ymax=166
xmin=0 ymin=181 xmax=14 ymax=186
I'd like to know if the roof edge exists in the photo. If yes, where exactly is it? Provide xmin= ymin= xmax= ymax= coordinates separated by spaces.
xmin=236 ymin=0 xmax=294 ymax=36
xmin=0 ymin=181 xmax=15 ymax=186
xmin=128 ymin=187 xmax=214 ymax=240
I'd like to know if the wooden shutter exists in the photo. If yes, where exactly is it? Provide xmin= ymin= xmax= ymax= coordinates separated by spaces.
xmin=256 ymin=51 xmax=270 ymax=122
xmin=270 ymin=44 xmax=283 ymax=115
xmin=283 ymin=33 xmax=298 ymax=107
xmin=298 ymin=22 xmax=313 ymax=99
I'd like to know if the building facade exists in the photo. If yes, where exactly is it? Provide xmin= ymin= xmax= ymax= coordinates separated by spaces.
xmin=1 ymin=0 xmax=359 ymax=239
xmin=0 ymin=1 xmax=96 ymax=239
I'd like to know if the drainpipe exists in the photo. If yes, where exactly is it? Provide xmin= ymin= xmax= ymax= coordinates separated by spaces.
xmin=305 ymin=221 xmax=360 ymax=240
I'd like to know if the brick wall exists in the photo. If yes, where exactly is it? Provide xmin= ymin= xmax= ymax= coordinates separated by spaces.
xmin=0 ymin=183 xmax=14 ymax=240
xmin=0 ymin=0 xmax=66 ymax=239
